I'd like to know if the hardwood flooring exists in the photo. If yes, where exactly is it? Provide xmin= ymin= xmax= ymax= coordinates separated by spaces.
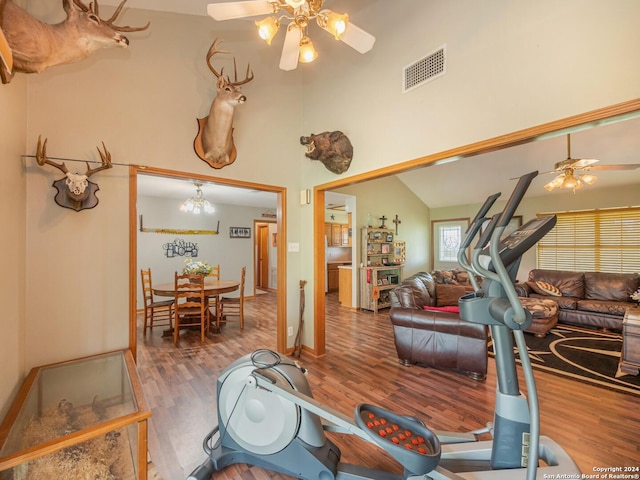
xmin=137 ymin=292 xmax=640 ymax=479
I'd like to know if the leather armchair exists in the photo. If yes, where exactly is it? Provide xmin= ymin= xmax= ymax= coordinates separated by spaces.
xmin=389 ymin=272 xmax=488 ymax=381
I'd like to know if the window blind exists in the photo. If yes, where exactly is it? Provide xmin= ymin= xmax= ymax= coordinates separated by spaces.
xmin=537 ymin=207 xmax=640 ymax=273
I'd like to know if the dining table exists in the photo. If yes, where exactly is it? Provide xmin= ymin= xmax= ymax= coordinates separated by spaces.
xmin=153 ymin=277 xmax=240 ymax=334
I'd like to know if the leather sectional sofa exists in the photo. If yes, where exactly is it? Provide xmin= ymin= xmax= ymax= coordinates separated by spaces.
xmin=516 ymin=269 xmax=640 ymax=332
xmin=388 ymin=271 xmax=488 ymax=381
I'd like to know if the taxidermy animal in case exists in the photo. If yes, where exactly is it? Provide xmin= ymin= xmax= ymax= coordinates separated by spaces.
xmin=0 ymin=0 xmax=149 ymax=84
xmin=194 ymin=38 xmax=254 ymax=169
xmin=35 ymin=136 xmax=113 ymax=212
xmin=300 ymin=131 xmax=353 ymax=174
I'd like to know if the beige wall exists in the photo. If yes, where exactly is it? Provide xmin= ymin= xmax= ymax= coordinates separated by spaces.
xmin=0 ymin=75 xmax=27 ymax=419
xmin=2 ymin=0 xmax=640 ymax=414
xmin=335 ymin=176 xmax=431 ymax=279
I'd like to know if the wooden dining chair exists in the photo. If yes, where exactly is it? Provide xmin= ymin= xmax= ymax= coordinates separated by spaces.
xmin=173 ymin=272 xmax=208 ymax=345
xmin=219 ymin=266 xmax=246 ymax=329
xmin=140 ymin=268 xmax=174 ymax=336
xmin=207 ymin=264 xmax=221 ymax=318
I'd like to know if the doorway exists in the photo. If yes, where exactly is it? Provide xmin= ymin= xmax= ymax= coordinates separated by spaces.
xmin=255 ymin=220 xmax=276 ymax=292
xmin=129 ymin=166 xmax=288 ymax=360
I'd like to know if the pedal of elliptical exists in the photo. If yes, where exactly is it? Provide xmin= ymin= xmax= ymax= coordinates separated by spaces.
xmin=355 ymin=404 xmax=441 ymax=476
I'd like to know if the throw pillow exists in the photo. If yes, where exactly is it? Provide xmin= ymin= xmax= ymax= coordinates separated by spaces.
xmin=535 ymin=280 xmax=561 ymax=296
xmin=424 ymin=306 xmax=460 ymax=313
xmin=436 ymin=284 xmax=467 ymax=307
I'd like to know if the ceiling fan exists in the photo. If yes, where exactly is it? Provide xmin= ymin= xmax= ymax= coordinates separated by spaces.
xmin=206 ymin=0 xmax=375 ymax=71
xmin=543 ymin=133 xmax=640 ymax=192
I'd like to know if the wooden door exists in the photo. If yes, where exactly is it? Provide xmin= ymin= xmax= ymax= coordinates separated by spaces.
xmin=257 ymin=224 xmax=270 ymax=289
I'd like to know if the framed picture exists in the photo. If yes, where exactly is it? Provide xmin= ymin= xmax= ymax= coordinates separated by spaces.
xmin=431 ymin=217 xmax=470 ymax=270
xmin=393 ymin=241 xmax=406 ymax=264
xmin=230 ymin=227 xmax=251 ymax=238
xmin=385 ymin=233 xmax=393 ymax=242
xmin=382 ymin=257 xmax=389 ymax=265
xmin=381 ymin=243 xmax=390 ymax=254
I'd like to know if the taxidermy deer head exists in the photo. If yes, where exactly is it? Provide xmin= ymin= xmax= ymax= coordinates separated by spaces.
xmin=193 ymin=38 xmax=254 ymax=169
xmin=36 ymin=136 xmax=113 ymax=212
xmin=0 ymin=0 xmax=149 ymax=84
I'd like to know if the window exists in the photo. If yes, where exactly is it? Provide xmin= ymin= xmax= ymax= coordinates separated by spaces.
xmin=537 ymin=207 xmax=640 ymax=273
xmin=440 ymin=225 xmax=462 ymax=262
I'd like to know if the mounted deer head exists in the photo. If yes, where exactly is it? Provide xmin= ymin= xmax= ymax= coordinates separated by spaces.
xmin=0 ymin=0 xmax=149 ymax=84
xmin=193 ymin=38 xmax=254 ymax=169
xmin=36 ymin=135 xmax=113 ymax=211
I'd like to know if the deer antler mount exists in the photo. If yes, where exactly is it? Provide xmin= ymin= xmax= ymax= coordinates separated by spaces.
xmin=35 ymin=135 xmax=113 ymax=212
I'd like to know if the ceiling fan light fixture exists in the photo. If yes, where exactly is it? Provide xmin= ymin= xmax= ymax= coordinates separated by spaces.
xmin=298 ymin=36 xmax=318 ymax=63
xmin=320 ymin=11 xmax=349 ymax=40
xmin=580 ymin=173 xmax=597 ymax=185
xmin=544 ymin=175 xmax=564 ymax=191
xmin=256 ymin=16 xmax=280 ymax=44
xmin=284 ymin=0 xmax=306 ymax=9
xmin=561 ymin=171 xmax=583 ymax=191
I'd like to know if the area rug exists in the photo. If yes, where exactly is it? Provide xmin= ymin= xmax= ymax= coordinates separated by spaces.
xmin=488 ymin=325 xmax=640 ymax=396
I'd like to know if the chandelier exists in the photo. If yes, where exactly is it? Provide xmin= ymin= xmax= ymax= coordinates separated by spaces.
xmin=180 ymin=183 xmax=215 ymax=214
xmin=207 ymin=0 xmax=375 ymax=71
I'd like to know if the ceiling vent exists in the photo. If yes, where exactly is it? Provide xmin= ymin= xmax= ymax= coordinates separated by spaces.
xmin=403 ymin=45 xmax=446 ymax=93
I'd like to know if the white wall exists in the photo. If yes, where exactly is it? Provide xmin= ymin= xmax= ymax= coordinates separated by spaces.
xmin=136 ymin=195 xmax=264 ymax=306
xmin=3 ymin=0 xmax=640 ymax=413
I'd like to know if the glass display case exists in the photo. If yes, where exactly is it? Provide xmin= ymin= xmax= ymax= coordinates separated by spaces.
xmin=0 ymin=350 xmax=150 ymax=479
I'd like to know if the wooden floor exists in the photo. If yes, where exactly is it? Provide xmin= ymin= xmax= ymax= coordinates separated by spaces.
xmin=137 ymin=292 xmax=640 ymax=479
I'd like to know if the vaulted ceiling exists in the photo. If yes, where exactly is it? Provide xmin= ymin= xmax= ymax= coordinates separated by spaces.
xmin=123 ymin=1 xmax=640 ymax=208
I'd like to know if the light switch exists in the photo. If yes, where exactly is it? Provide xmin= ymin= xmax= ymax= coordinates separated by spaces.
xmin=288 ymin=242 xmax=300 ymax=252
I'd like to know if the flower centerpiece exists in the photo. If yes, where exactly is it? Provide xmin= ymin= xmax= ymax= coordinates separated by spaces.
xmin=183 ymin=259 xmax=213 ymax=275
xmin=631 ymin=287 xmax=640 ymax=305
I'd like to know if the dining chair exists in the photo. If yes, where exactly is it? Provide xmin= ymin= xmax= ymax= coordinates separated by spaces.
xmin=219 ymin=266 xmax=246 ymax=329
xmin=140 ymin=268 xmax=174 ymax=337
xmin=207 ymin=264 xmax=221 ymax=319
xmin=173 ymin=272 xmax=208 ymax=345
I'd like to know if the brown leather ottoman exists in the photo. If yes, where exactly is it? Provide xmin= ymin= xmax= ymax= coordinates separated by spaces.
xmin=519 ymin=297 xmax=558 ymax=338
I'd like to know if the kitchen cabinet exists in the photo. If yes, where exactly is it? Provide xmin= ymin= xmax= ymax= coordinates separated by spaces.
xmin=338 ymin=265 xmax=352 ymax=306
xmin=325 ymin=222 xmax=350 ymax=246
xmin=327 ymin=262 xmax=351 ymax=292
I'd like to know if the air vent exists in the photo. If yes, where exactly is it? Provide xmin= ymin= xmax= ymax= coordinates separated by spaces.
xmin=403 ymin=45 xmax=446 ymax=93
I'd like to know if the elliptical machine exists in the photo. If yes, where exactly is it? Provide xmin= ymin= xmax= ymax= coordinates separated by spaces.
xmin=188 ymin=171 xmax=581 ymax=480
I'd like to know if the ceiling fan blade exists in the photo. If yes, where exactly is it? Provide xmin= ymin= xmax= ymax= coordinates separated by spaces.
xmin=207 ymin=1 xmax=273 ymax=21
xmin=584 ymin=164 xmax=640 ymax=171
xmin=279 ymin=25 xmax=301 ymax=71
xmin=554 ymin=157 xmax=599 ymax=170
xmin=340 ymin=22 xmax=376 ymax=54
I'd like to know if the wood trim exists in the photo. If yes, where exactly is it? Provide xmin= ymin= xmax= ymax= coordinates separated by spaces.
xmin=312 ymin=98 xmax=640 ymax=357
xmin=313 ymin=189 xmax=326 ymax=356
xmin=129 ymin=166 xmax=138 ymax=360
xmin=128 ymin=166 xmax=287 ymax=355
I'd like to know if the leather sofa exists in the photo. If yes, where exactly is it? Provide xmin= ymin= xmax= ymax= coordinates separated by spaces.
xmin=388 ymin=272 xmax=488 ymax=381
xmin=516 ymin=269 xmax=640 ymax=332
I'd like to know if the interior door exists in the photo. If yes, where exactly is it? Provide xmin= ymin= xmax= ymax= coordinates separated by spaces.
xmin=257 ymin=224 xmax=270 ymax=289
